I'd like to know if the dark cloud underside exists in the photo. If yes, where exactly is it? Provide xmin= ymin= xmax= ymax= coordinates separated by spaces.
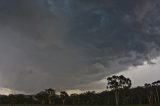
xmin=0 ymin=0 xmax=160 ymax=92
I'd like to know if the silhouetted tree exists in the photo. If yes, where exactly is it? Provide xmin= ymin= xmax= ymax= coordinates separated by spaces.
xmin=45 ymin=88 xmax=55 ymax=104
xmin=60 ymin=91 xmax=69 ymax=105
xmin=1 ymin=79 xmax=160 ymax=105
xmin=35 ymin=91 xmax=48 ymax=104
xmin=119 ymin=75 xmax=132 ymax=105
xmin=152 ymin=80 xmax=160 ymax=104
xmin=70 ymin=93 xmax=79 ymax=105
xmin=145 ymin=83 xmax=153 ymax=105
xmin=107 ymin=75 xmax=132 ymax=106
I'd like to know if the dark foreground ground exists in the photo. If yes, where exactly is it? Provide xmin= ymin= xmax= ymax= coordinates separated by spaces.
xmin=0 ymin=104 xmax=160 ymax=106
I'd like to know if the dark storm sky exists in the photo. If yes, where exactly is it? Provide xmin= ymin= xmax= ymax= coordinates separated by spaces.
xmin=0 ymin=0 xmax=160 ymax=93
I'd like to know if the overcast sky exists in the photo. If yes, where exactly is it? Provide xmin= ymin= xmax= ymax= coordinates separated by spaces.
xmin=0 ymin=0 xmax=160 ymax=94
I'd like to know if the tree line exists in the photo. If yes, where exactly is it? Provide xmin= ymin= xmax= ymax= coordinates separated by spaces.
xmin=0 ymin=75 xmax=159 ymax=105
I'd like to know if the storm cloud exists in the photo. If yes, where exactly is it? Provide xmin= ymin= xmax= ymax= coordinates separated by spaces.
xmin=0 ymin=0 xmax=160 ymax=93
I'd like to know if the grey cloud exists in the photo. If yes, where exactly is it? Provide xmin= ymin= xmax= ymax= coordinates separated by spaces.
xmin=0 ymin=0 xmax=160 ymax=93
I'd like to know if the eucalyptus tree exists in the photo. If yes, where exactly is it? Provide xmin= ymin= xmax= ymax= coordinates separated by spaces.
xmin=106 ymin=75 xmax=132 ymax=106
xmin=35 ymin=91 xmax=48 ymax=104
xmin=71 ymin=93 xmax=79 ymax=105
xmin=145 ymin=83 xmax=153 ymax=105
xmin=152 ymin=80 xmax=160 ymax=104
xmin=60 ymin=91 xmax=69 ymax=105
xmin=119 ymin=75 xmax=132 ymax=105
xmin=45 ymin=88 xmax=55 ymax=104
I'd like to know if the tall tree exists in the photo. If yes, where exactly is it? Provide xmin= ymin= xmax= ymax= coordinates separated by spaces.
xmin=60 ymin=91 xmax=69 ymax=105
xmin=35 ymin=91 xmax=48 ymax=104
xmin=106 ymin=75 xmax=132 ymax=106
xmin=145 ymin=83 xmax=153 ymax=105
xmin=45 ymin=88 xmax=56 ymax=104
xmin=119 ymin=75 xmax=132 ymax=105
xmin=152 ymin=80 xmax=160 ymax=104
xmin=71 ymin=93 xmax=79 ymax=105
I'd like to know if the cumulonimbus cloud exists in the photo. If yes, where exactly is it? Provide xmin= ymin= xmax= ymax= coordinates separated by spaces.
xmin=0 ymin=0 xmax=160 ymax=93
